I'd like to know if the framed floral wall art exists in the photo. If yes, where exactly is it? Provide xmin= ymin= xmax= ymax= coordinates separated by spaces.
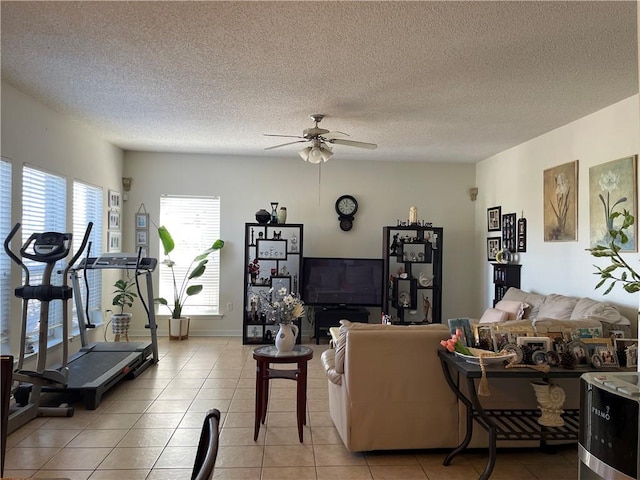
xmin=589 ymin=155 xmax=637 ymax=252
xmin=543 ymin=160 xmax=578 ymax=242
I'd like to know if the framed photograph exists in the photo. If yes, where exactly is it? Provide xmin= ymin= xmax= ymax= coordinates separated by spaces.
xmin=516 ymin=336 xmax=551 ymax=353
xmin=108 ymin=190 xmax=121 ymax=209
xmin=108 ymin=210 xmax=120 ymax=230
xmin=543 ymin=160 xmax=578 ymax=242
xmin=582 ymin=338 xmax=612 ymax=360
xmin=107 ymin=231 xmax=121 ymax=253
xmin=487 ymin=237 xmax=501 ymax=261
xmin=492 ymin=330 xmax=512 ymax=351
xmin=136 ymin=229 xmax=148 ymax=246
xmin=502 ymin=213 xmax=516 ymax=252
xmin=487 ymin=206 xmax=502 ymax=231
xmin=136 ymin=213 xmax=149 ymax=229
xmin=596 ymin=346 xmax=619 ymax=367
xmin=614 ymin=338 xmax=638 ymax=368
xmin=447 ymin=318 xmax=473 ymax=346
xmin=256 ymin=239 xmax=288 ymax=260
xmin=473 ymin=324 xmax=494 ymax=351
xmin=567 ymin=339 xmax=589 ymax=366
xmin=270 ymin=275 xmax=291 ymax=295
xmin=589 ymin=155 xmax=638 ymax=252
xmin=517 ymin=217 xmax=527 ymax=252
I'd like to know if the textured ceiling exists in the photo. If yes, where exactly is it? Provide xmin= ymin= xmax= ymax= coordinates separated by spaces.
xmin=1 ymin=1 xmax=638 ymax=163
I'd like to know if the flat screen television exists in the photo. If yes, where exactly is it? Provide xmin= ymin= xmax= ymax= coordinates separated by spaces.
xmin=301 ymin=257 xmax=383 ymax=307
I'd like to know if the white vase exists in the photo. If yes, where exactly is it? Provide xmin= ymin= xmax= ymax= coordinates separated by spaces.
xmin=275 ymin=323 xmax=298 ymax=353
xmin=530 ymin=381 xmax=566 ymax=427
xmin=169 ymin=316 xmax=190 ymax=340
xmin=277 ymin=206 xmax=287 ymax=224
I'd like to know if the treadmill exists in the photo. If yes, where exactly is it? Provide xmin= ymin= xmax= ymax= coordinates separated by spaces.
xmin=50 ymin=253 xmax=160 ymax=409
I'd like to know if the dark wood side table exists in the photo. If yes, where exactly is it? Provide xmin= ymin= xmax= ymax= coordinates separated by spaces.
xmin=438 ymin=350 xmax=595 ymax=480
xmin=253 ymin=345 xmax=313 ymax=442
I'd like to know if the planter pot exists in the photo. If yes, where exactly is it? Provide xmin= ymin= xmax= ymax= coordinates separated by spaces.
xmin=169 ymin=316 xmax=190 ymax=340
xmin=111 ymin=313 xmax=132 ymax=342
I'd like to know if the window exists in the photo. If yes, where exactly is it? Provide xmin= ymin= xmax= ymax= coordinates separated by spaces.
xmin=159 ymin=195 xmax=221 ymax=316
xmin=0 ymin=159 xmax=12 ymax=348
xmin=73 ymin=181 xmax=103 ymax=330
xmin=22 ymin=165 xmax=66 ymax=343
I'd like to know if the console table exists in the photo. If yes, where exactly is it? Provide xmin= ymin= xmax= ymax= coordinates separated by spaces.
xmin=438 ymin=350 xmax=593 ymax=480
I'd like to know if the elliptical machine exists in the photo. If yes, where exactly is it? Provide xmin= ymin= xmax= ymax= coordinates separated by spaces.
xmin=3 ymin=222 xmax=92 ymax=432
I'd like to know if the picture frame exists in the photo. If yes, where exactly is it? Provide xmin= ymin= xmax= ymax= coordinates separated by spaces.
xmin=136 ymin=229 xmax=148 ymax=246
xmin=108 ymin=190 xmax=121 ymax=209
xmin=516 ymin=336 xmax=551 ymax=353
xmin=447 ymin=318 xmax=473 ymax=346
xmin=517 ymin=217 xmax=527 ymax=252
xmin=256 ymin=239 xmax=288 ymax=260
xmin=502 ymin=212 xmax=516 ymax=252
xmin=487 ymin=237 xmax=501 ymax=261
xmin=588 ymin=155 xmax=638 ymax=252
xmin=136 ymin=213 xmax=149 ymax=229
xmin=492 ymin=330 xmax=512 ymax=351
xmin=270 ymin=275 xmax=291 ymax=294
xmin=543 ymin=160 xmax=578 ymax=242
xmin=582 ymin=338 xmax=612 ymax=361
xmin=596 ymin=346 xmax=619 ymax=367
xmin=107 ymin=231 xmax=121 ymax=253
xmin=487 ymin=206 xmax=501 ymax=231
xmin=614 ymin=338 xmax=638 ymax=368
xmin=567 ymin=339 xmax=589 ymax=366
xmin=108 ymin=210 xmax=120 ymax=230
xmin=473 ymin=324 xmax=494 ymax=351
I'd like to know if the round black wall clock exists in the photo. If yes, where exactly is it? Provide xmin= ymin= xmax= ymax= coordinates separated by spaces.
xmin=335 ymin=195 xmax=358 ymax=217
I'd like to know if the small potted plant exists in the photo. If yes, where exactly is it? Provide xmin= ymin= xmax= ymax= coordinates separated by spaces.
xmin=156 ymin=225 xmax=224 ymax=340
xmin=110 ymin=277 xmax=137 ymax=341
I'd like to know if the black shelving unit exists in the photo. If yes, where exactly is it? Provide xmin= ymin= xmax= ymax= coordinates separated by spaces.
xmin=382 ymin=225 xmax=443 ymax=324
xmin=492 ymin=263 xmax=521 ymax=305
xmin=242 ymin=223 xmax=304 ymax=345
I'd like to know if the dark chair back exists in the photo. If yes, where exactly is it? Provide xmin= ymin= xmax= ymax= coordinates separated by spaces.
xmin=191 ymin=408 xmax=221 ymax=480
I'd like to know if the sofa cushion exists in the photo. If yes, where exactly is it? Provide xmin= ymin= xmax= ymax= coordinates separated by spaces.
xmin=537 ymin=294 xmax=578 ymax=320
xmin=571 ymin=297 xmax=627 ymax=324
xmin=501 ymin=288 xmax=545 ymax=319
xmin=495 ymin=300 xmax=528 ymax=320
xmin=321 ymin=349 xmax=342 ymax=385
xmin=479 ymin=308 xmax=509 ymax=324
xmin=335 ymin=320 xmax=392 ymax=373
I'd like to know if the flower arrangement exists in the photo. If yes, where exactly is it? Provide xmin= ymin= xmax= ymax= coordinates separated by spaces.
xmin=440 ymin=328 xmax=472 ymax=355
xmin=248 ymin=258 xmax=260 ymax=275
xmin=251 ymin=287 xmax=304 ymax=325
xmin=551 ymin=171 xmax=570 ymax=237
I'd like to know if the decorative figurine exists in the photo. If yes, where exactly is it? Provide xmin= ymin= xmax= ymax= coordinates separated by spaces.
xmin=422 ymin=294 xmax=431 ymax=323
xmin=389 ymin=233 xmax=399 ymax=255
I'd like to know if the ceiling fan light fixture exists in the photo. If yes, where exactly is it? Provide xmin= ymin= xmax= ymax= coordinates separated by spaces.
xmin=298 ymin=146 xmax=312 ymax=161
xmin=306 ymin=144 xmax=333 ymax=164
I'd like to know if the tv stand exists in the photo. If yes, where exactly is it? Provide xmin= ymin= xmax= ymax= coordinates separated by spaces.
xmin=314 ymin=307 xmax=369 ymax=344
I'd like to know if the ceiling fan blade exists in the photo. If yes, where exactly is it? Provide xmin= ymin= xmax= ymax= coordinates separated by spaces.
xmin=263 ymin=134 xmax=304 ymax=139
xmin=264 ymin=140 xmax=308 ymax=150
xmin=328 ymin=138 xmax=378 ymax=150
xmin=322 ymin=131 xmax=350 ymax=140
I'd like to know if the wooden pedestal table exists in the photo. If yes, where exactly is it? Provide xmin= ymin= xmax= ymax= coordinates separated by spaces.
xmin=253 ymin=345 xmax=314 ymax=442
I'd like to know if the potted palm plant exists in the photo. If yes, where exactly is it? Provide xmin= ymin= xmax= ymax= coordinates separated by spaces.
xmin=111 ymin=277 xmax=137 ymax=341
xmin=156 ymin=225 xmax=224 ymax=340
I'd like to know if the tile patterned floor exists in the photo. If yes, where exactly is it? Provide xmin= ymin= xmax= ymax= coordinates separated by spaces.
xmin=3 ymin=337 xmax=578 ymax=479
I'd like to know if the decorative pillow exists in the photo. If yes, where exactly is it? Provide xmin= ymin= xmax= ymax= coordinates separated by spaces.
xmin=537 ymin=294 xmax=578 ymax=320
xmin=501 ymin=288 xmax=545 ymax=319
xmin=571 ymin=297 xmax=628 ymax=324
xmin=494 ymin=300 xmax=529 ymax=320
xmin=479 ymin=308 xmax=509 ymax=324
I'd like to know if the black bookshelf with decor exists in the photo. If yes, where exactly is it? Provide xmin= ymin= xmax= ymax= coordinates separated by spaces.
xmin=492 ymin=263 xmax=521 ymax=305
xmin=242 ymin=223 xmax=304 ymax=345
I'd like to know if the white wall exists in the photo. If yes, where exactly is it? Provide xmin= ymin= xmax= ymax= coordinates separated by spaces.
xmin=122 ymin=152 xmax=478 ymax=336
xmin=475 ymin=95 xmax=640 ymax=336
xmin=1 ymin=81 xmax=124 ymax=358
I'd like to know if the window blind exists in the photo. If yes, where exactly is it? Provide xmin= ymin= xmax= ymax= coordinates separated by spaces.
xmin=22 ymin=165 xmax=67 ymax=342
xmin=0 ymin=159 xmax=12 ymax=347
xmin=73 ymin=181 xmax=103 ymax=330
xmin=159 ymin=195 xmax=221 ymax=316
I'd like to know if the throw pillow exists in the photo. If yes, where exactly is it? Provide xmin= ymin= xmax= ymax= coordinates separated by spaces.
xmin=537 ymin=294 xmax=578 ymax=320
xmin=501 ymin=288 xmax=546 ymax=319
xmin=494 ymin=300 xmax=529 ymax=320
xmin=479 ymin=308 xmax=509 ymax=324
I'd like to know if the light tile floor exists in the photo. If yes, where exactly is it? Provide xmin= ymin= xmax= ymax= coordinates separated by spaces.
xmin=3 ymin=336 xmax=578 ymax=479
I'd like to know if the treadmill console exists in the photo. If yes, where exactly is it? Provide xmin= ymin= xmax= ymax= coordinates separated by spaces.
xmin=77 ymin=254 xmax=157 ymax=271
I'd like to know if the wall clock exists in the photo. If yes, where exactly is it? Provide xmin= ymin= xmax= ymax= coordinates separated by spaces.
xmin=335 ymin=195 xmax=358 ymax=231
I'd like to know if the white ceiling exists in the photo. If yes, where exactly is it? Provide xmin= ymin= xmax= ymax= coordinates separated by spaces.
xmin=1 ymin=1 xmax=638 ymax=163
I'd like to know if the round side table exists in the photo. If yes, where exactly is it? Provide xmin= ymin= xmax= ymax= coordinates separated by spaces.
xmin=253 ymin=345 xmax=314 ymax=442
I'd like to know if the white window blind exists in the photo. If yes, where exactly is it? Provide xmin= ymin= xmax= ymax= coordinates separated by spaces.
xmin=0 ymin=159 xmax=12 ymax=347
xmin=159 ymin=195 xmax=221 ymax=316
xmin=73 ymin=181 xmax=103 ymax=330
xmin=22 ymin=165 xmax=67 ymax=342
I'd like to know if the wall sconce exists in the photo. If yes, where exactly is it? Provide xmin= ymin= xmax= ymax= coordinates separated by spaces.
xmin=122 ymin=177 xmax=132 ymax=192
xmin=469 ymin=187 xmax=478 ymax=201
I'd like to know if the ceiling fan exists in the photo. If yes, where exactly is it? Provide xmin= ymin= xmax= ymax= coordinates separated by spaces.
xmin=264 ymin=114 xmax=377 ymax=163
